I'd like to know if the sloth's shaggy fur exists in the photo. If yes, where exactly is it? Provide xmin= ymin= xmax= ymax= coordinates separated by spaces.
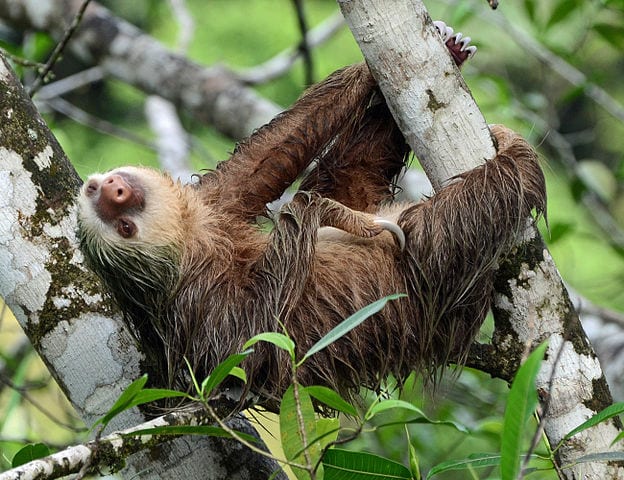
xmin=78 ymin=63 xmax=546 ymax=411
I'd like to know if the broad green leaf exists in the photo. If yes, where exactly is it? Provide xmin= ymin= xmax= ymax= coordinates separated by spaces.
xmin=305 ymin=386 xmax=358 ymax=417
xmin=229 ymin=366 xmax=247 ymax=383
xmin=375 ymin=416 xmax=469 ymax=434
xmin=12 ymin=443 xmax=50 ymax=468
xmin=500 ymin=342 xmax=548 ymax=480
xmin=280 ymin=384 xmax=320 ymax=480
xmin=366 ymin=399 xmax=425 ymax=421
xmin=315 ymin=418 xmax=341 ymax=450
xmin=427 ymin=452 xmax=507 ymax=478
xmin=201 ymin=350 xmax=252 ymax=397
xmin=93 ymin=374 xmax=149 ymax=428
xmin=323 ymin=448 xmax=411 ymax=479
xmin=299 ymin=294 xmax=406 ymax=365
xmin=562 ymin=402 xmax=624 ymax=444
xmin=244 ymin=332 xmax=296 ymax=358
xmin=127 ymin=425 xmax=258 ymax=443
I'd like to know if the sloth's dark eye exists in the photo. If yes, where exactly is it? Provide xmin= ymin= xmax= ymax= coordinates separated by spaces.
xmin=117 ymin=218 xmax=137 ymax=238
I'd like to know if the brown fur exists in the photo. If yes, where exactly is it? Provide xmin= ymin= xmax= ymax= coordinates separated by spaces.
xmin=78 ymin=63 xmax=546 ymax=412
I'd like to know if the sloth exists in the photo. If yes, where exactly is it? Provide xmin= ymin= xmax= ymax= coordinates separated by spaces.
xmin=77 ymin=25 xmax=545 ymax=411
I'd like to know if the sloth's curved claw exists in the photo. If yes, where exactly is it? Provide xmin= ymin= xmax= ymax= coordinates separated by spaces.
xmin=433 ymin=20 xmax=454 ymax=42
xmin=434 ymin=20 xmax=477 ymax=66
xmin=374 ymin=219 xmax=406 ymax=251
xmin=459 ymin=36 xmax=472 ymax=51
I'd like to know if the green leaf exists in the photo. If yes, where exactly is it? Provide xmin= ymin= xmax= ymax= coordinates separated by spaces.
xmin=12 ymin=443 xmax=50 ymax=468
xmin=201 ymin=350 xmax=252 ymax=397
xmin=376 ymin=416 xmax=469 ymax=434
xmin=93 ymin=374 xmax=149 ymax=428
xmin=305 ymin=386 xmax=358 ymax=417
xmin=244 ymin=332 xmax=296 ymax=358
xmin=406 ymin=428 xmax=421 ymax=480
xmin=612 ymin=430 xmax=624 ymax=445
xmin=184 ymin=357 xmax=201 ymax=394
xmin=93 ymin=375 xmax=191 ymax=430
xmin=562 ymin=402 xmax=624 ymax=444
xmin=323 ymin=448 xmax=411 ymax=479
xmin=127 ymin=425 xmax=259 ymax=443
xmin=427 ymin=452 xmax=504 ymax=478
xmin=314 ymin=418 xmax=341 ymax=450
xmin=229 ymin=366 xmax=247 ymax=383
xmin=280 ymin=384 xmax=321 ymax=480
xmin=365 ymin=399 xmax=425 ymax=421
xmin=500 ymin=342 xmax=548 ymax=480
xmin=299 ymin=294 xmax=406 ymax=365
xmin=130 ymin=388 xmax=189 ymax=405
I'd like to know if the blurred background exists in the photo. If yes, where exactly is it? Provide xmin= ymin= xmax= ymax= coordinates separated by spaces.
xmin=1 ymin=0 xmax=624 ymax=477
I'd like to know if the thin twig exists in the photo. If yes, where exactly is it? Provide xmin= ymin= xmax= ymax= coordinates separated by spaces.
xmin=0 ymin=374 xmax=85 ymax=433
xmin=292 ymin=0 xmax=314 ymax=85
xmin=35 ymin=66 xmax=104 ymax=100
xmin=28 ymin=0 xmax=94 ymax=97
xmin=46 ymin=97 xmax=157 ymax=151
xmin=0 ymin=48 xmax=46 ymax=70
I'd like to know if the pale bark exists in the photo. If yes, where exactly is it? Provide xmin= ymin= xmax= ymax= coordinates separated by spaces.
xmin=338 ymin=1 xmax=623 ymax=479
xmin=0 ymin=54 xmax=284 ymax=480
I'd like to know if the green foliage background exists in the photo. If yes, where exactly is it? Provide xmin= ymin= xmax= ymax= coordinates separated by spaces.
xmin=2 ymin=0 xmax=624 ymax=477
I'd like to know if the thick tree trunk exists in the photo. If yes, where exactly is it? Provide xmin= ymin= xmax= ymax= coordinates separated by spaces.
xmin=338 ymin=1 xmax=623 ymax=479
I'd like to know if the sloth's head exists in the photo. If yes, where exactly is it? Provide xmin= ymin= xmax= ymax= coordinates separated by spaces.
xmin=77 ymin=166 xmax=186 ymax=314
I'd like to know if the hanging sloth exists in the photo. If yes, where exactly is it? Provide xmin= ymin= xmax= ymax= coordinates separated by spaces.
xmin=77 ymin=23 xmax=545 ymax=410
